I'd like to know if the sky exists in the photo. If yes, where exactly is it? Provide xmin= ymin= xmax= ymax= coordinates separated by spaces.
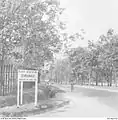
xmin=59 ymin=0 xmax=118 ymax=47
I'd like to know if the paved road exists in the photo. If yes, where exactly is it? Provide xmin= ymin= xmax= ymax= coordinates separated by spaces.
xmin=35 ymin=85 xmax=118 ymax=117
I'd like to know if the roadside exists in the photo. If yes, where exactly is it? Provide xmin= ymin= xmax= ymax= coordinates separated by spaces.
xmin=54 ymin=84 xmax=118 ymax=93
xmin=0 ymin=84 xmax=70 ymax=117
xmin=37 ymin=85 xmax=118 ymax=117
xmin=0 ymin=98 xmax=69 ymax=117
xmin=75 ymin=85 xmax=118 ymax=93
xmin=1 ymin=83 xmax=118 ymax=117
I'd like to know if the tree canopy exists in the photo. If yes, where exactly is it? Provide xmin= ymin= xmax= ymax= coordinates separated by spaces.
xmin=66 ymin=29 xmax=118 ymax=86
xmin=0 ymin=0 xmax=64 ymax=69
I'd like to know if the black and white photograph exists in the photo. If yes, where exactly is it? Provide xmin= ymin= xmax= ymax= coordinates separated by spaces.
xmin=0 ymin=0 xmax=118 ymax=118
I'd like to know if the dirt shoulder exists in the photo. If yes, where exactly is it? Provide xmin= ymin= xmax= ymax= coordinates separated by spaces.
xmin=0 ymin=84 xmax=70 ymax=117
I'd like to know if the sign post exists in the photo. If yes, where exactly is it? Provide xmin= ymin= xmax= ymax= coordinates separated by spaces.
xmin=17 ymin=77 xmax=20 ymax=108
xmin=17 ymin=69 xmax=38 ymax=108
xmin=35 ymin=79 xmax=38 ymax=106
xmin=20 ymin=81 xmax=23 ymax=105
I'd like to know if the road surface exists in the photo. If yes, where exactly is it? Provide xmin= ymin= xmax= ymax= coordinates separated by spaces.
xmin=35 ymin=85 xmax=118 ymax=117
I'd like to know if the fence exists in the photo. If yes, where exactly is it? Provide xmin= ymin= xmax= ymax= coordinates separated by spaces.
xmin=0 ymin=64 xmax=17 ymax=96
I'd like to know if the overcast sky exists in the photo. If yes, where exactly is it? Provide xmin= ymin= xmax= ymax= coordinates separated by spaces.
xmin=60 ymin=0 xmax=118 ymax=47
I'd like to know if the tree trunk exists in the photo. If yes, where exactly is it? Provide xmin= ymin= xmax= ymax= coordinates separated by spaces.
xmin=101 ymin=81 xmax=103 ymax=86
xmin=88 ymin=72 xmax=91 ymax=86
xmin=107 ymin=78 xmax=110 ymax=86
xmin=77 ymin=74 xmax=79 ymax=85
xmin=96 ymin=72 xmax=98 ymax=86
xmin=96 ymin=80 xmax=98 ymax=86
xmin=114 ymin=70 xmax=117 ymax=87
xmin=109 ymin=77 xmax=112 ymax=87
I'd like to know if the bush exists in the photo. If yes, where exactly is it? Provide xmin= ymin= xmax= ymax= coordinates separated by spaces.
xmin=49 ymin=90 xmax=57 ymax=98
xmin=41 ymin=85 xmax=57 ymax=98
xmin=38 ymin=85 xmax=56 ymax=99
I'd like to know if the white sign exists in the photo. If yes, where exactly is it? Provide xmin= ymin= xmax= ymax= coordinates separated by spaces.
xmin=18 ymin=69 xmax=38 ymax=81
xmin=17 ymin=69 xmax=38 ymax=108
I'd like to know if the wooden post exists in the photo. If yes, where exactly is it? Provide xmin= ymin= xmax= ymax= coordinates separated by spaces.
xmin=12 ymin=65 xmax=14 ymax=91
xmin=3 ymin=65 xmax=5 ymax=96
xmin=10 ymin=65 xmax=12 ymax=92
xmin=7 ymin=65 xmax=9 ymax=94
xmin=5 ymin=65 xmax=9 ymax=94
xmin=17 ymin=78 xmax=20 ymax=108
xmin=8 ymin=64 xmax=10 ymax=93
xmin=4 ymin=65 xmax=6 ymax=95
xmin=35 ymin=79 xmax=38 ymax=106
xmin=20 ymin=81 xmax=23 ymax=105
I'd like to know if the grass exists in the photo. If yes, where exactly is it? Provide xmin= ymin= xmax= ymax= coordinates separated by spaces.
xmin=0 ymin=100 xmax=69 ymax=117
xmin=0 ymin=84 xmax=68 ymax=117
xmin=0 ymin=84 xmax=65 ymax=108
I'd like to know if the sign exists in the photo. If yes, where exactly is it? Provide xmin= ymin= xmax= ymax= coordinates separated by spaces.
xmin=17 ymin=69 xmax=38 ymax=108
xmin=18 ymin=69 xmax=38 ymax=81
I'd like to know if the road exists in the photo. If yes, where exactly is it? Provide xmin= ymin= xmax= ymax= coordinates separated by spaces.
xmin=35 ymin=85 xmax=118 ymax=117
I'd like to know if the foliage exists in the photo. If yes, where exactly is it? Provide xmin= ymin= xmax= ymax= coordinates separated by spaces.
xmin=68 ymin=29 xmax=118 ymax=86
xmin=50 ymin=58 xmax=71 ymax=84
xmin=0 ymin=0 xmax=64 ymax=69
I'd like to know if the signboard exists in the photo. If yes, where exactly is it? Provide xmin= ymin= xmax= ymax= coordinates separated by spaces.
xmin=17 ymin=69 xmax=38 ymax=108
xmin=18 ymin=69 xmax=38 ymax=82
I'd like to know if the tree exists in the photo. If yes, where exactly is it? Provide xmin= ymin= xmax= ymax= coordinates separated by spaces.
xmin=68 ymin=46 xmax=88 ymax=84
xmin=51 ymin=58 xmax=71 ymax=84
xmin=0 ymin=0 xmax=65 ymax=69
xmin=0 ymin=0 xmax=65 ymax=93
xmin=97 ymin=29 xmax=118 ymax=86
xmin=67 ymin=28 xmax=118 ymax=87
